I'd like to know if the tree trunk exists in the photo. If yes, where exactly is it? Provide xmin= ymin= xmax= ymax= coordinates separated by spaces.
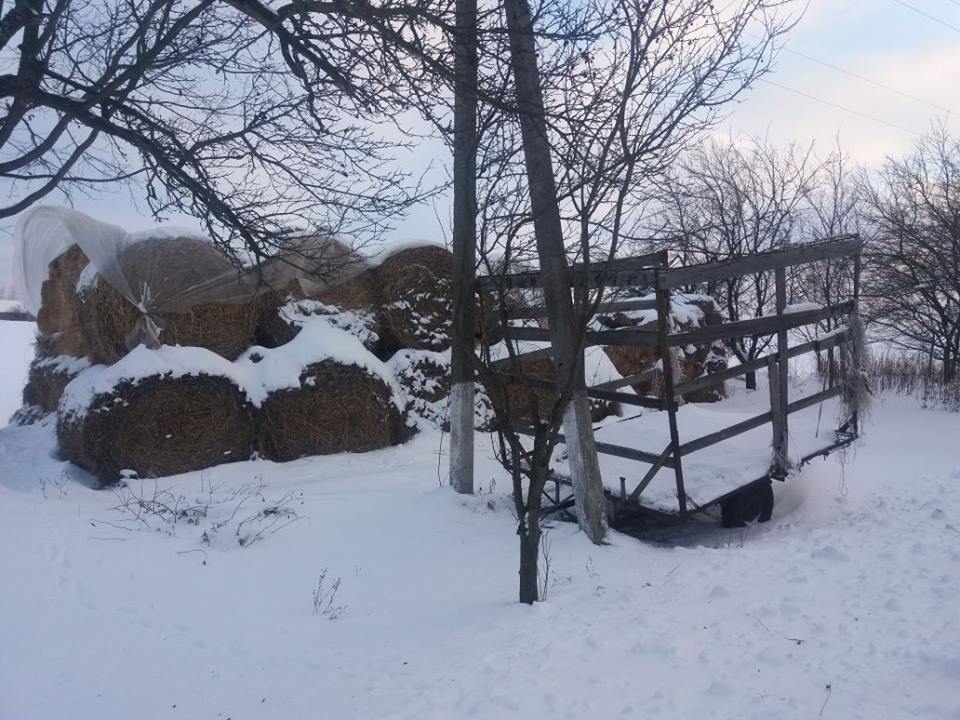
xmin=502 ymin=0 xmax=606 ymax=544
xmin=449 ymin=0 xmax=479 ymax=495
xmin=745 ymin=370 xmax=757 ymax=390
xmin=517 ymin=511 xmax=541 ymax=604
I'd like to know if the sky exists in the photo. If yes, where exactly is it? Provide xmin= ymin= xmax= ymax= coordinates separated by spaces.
xmin=3 ymin=0 xmax=959 ymax=288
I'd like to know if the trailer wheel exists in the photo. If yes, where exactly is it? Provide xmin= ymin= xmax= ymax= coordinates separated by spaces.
xmin=721 ymin=481 xmax=774 ymax=528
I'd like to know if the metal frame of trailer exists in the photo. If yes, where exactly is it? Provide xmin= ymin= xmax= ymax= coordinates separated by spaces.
xmin=476 ymin=235 xmax=864 ymax=528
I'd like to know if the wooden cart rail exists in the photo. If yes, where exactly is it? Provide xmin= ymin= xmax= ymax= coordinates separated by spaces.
xmin=477 ymin=235 xmax=864 ymax=523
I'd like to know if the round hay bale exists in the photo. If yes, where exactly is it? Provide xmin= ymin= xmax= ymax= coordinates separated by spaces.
xmin=389 ymin=349 xmax=451 ymax=429
xmin=485 ymin=353 xmax=619 ymax=426
xmin=256 ymin=360 xmax=410 ymax=462
xmin=57 ymin=372 xmax=254 ymax=485
xmin=22 ymin=354 xmax=90 ymax=416
xmin=254 ymin=296 xmax=381 ymax=352
xmin=598 ymin=294 xmax=728 ymax=402
xmin=376 ymin=245 xmax=453 ymax=351
xmin=35 ymin=244 xmax=90 ymax=357
xmin=80 ymin=236 xmax=258 ymax=364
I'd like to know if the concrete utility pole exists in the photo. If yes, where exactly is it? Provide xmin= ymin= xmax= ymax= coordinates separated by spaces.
xmin=449 ymin=0 xmax=479 ymax=495
xmin=501 ymin=0 xmax=607 ymax=543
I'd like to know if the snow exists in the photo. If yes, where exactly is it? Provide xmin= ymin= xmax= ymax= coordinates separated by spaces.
xmin=0 ymin=320 xmax=35 ymax=424
xmin=0 ymin=298 xmax=25 ymax=314
xmin=60 ymin=320 xmax=402 ymax=418
xmin=579 ymin=380 xmax=847 ymax=512
xmin=1 ymin=317 xmax=960 ymax=719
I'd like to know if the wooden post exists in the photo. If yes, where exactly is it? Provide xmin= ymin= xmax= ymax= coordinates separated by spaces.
xmin=851 ymin=247 xmax=862 ymax=436
xmin=449 ymin=0 xmax=478 ymax=495
xmin=774 ymin=266 xmax=789 ymax=464
xmin=655 ymin=284 xmax=687 ymax=515
xmin=767 ymin=355 xmax=786 ymax=477
xmin=503 ymin=0 xmax=607 ymax=543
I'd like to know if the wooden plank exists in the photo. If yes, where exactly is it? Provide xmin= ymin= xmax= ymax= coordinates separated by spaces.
xmin=678 ymin=410 xmax=774 ymax=456
xmin=768 ymin=357 xmax=786 ymax=477
xmin=593 ymin=367 xmax=661 ymax=390
xmin=477 ymin=265 xmax=659 ymax=290
xmin=500 ymin=326 xmax=660 ymax=348
xmin=667 ymin=300 xmax=855 ymax=347
xmin=594 ymin=439 xmax=676 ymax=467
xmin=657 ymin=236 xmax=861 ymax=289
xmin=774 ymin=267 xmax=790 ymax=471
xmin=674 ymin=354 xmax=770 ymax=396
xmin=672 ymin=328 xmax=851 ymax=397
xmin=585 ymin=386 xmax=663 ymax=410
xmin=516 ymin=427 xmax=674 ymax=466
xmin=657 ymin=287 xmax=688 ymax=514
xmin=626 ymin=444 xmax=674 ymax=503
xmin=476 ymin=251 xmax=667 ymax=291
xmin=786 ymin=384 xmax=844 ymax=414
xmin=490 ymin=346 xmax=554 ymax=369
xmin=506 ymin=297 xmax=657 ymax=321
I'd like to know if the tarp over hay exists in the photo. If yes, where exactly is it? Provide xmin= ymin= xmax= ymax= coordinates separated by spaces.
xmin=13 ymin=207 xmax=375 ymax=360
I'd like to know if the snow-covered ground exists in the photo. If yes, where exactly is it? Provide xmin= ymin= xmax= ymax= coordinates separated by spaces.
xmin=1 ymin=319 xmax=959 ymax=720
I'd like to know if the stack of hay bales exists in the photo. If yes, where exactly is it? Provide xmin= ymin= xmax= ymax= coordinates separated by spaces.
xmin=13 ymin=245 xmax=92 ymax=424
xmin=254 ymin=242 xmax=467 ymax=431
xmin=13 ymin=228 xmax=510 ymax=482
xmin=12 ymin=233 xmax=428 ymax=485
xmin=596 ymin=293 xmax=728 ymax=403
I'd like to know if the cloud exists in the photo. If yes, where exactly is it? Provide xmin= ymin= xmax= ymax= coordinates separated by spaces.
xmin=725 ymin=41 xmax=960 ymax=164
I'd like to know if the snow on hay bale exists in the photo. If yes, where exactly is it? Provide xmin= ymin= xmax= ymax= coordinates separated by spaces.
xmin=597 ymin=293 xmax=728 ymax=403
xmin=253 ymin=236 xmax=383 ymax=351
xmin=35 ymin=244 xmax=91 ymax=357
xmin=79 ymin=236 xmax=258 ymax=364
xmin=375 ymin=244 xmax=453 ymax=351
xmin=255 ymin=297 xmax=380 ymax=353
xmin=18 ymin=354 xmax=91 ymax=422
xmin=56 ymin=347 xmax=255 ymax=484
xmin=388 ymin=348 xmax=497 ymax=431
xmin=250 ymin=321 xmax=412 ymax=461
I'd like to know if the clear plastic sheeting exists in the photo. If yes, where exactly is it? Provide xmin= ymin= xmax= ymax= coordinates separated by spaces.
xmin=14 ymin=206 xmax=131 ymax=316
xmin=12 ymin=206 xmax=369 ymax=352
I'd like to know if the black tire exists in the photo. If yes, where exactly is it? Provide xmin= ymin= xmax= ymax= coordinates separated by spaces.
xmin=721 ymin=481 xmax=775 ymax=528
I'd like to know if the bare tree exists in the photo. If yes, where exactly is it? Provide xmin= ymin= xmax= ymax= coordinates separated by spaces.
xmin=0 ymin=0 xmax=443 ymax=258
xmin=470 ymin=0 xmax=797 ymax=602
xmin=860 ymin=125 xmax=960 ymax=384
xmin=654 ymin=135 xmax=816 ymax=388
xmin=795 ymin=143 xmax=862 ymax=378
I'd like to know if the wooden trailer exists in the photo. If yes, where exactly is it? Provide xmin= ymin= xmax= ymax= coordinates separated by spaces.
xmin=476 ymin=236 xmax=864 ymax=528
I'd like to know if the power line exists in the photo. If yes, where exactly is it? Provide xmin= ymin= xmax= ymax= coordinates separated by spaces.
xmin=890 ymin=0 xmax=960 ymax=33
xmin=779 ymin=45 xmax=956 ymax=116
xmin=759 ymin=78 xmax=924 ymax=137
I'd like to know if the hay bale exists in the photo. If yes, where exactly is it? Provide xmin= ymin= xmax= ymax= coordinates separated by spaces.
xmin=57 ymin=370 xmax=254 ymax=485
xmin=376 ymin=245 xmax=453 ymax=351
xmin=256 ymin=359 xmax=410 ymax=461
xmin=21 ymin=354 xmax=90 ymax=417
xmin=486 ymin=351 xmax=620 ymax=426
xmin=599 ymin=294 xmax=728 ymax=402
xmin=255 ymin=296 xmax=381 ymax=352
xmin=80 ymin=236 xmax=258 ymax=364
xmin=35 ymin=244 xmax=90 ymax=357
xmin=389 ymin=349 xmax=451 ymax=429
